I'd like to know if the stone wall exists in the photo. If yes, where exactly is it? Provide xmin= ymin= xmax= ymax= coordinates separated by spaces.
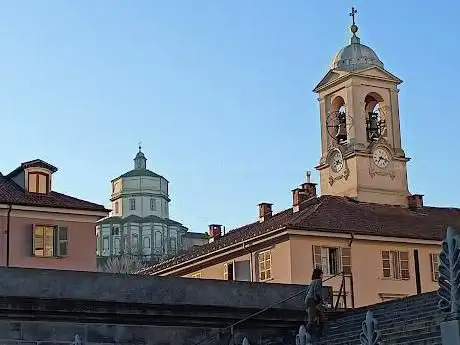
xmin=0 ymin=267 xmax=331 ymax=309
xmin=0 ymin=267 xmax=333 ymax=345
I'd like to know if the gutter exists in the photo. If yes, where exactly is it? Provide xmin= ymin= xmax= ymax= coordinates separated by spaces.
xmin=6 ymin=204 xmax=12 ymax=267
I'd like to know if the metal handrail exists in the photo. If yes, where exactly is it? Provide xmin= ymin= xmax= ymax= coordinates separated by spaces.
xmin=194 ymin=270 xmax=345 ymax=345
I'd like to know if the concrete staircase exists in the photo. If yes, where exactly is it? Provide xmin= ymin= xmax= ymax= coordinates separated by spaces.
xmin=317 ymin=291 xmax=445 ymax=345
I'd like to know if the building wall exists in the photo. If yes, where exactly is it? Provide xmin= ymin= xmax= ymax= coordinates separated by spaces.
xmin=288 ymin=234 xmax=439 ymax=307
xmin=96 ymin=221 xmax=185 ymax=259
xmin=0 ymin=208 xmax=100 ymax=271
xmin=183 ymin=240 xmax=292 ymax=283
xmin=174 ymin=232 xmax=440 ymax=308
xmin=111 ymin=176 xmax=169 ymax=219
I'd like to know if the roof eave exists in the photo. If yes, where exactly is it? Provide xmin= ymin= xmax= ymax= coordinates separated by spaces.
xmin=142 ymin=226 xmax=289 ymax=276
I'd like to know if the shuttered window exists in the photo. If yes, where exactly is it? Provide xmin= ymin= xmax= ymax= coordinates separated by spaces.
xmin=258 ymin=250 xmax=272 ymax=281
xmin=382 ymin=250 xmax=409 ymax=280
xmin=312 ymin=246 xmax=352 ymax=275
xmin=430 ymin=253 xmax=440 ymax=282
xmin=33 ymin=225 xmax=68 ymax=257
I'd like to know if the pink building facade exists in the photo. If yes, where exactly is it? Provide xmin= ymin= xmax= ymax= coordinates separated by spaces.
xmin=0 ymin=159 xmax=109 ymax=271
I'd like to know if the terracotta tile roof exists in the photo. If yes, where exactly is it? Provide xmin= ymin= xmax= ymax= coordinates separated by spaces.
xmin=140 ymin=196 xmax=460 ymax=275
xmin=0 ymin=175 xmax=109 ymax=212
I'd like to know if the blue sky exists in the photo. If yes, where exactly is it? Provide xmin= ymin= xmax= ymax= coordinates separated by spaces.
xmin=0 ymin=1 xmax=459 ymax=233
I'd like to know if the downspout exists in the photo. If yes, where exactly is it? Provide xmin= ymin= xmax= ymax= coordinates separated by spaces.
xmin=6 ymin=204 xmax=12 ymax=267
xmin=348 ymin=232 xmax=355 ymax=309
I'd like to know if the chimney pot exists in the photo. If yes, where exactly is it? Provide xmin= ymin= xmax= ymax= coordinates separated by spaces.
xmin=408 ymin=194 xmax=424 ymax=210
xmin=258 ymin=202 xmax=273 ymax=222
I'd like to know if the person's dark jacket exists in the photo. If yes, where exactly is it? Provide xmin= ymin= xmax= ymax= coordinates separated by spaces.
xmin=304 ymin=279 xmax=323 ymax=304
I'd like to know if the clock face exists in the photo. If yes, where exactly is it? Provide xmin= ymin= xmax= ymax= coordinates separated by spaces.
xmin=372 ymin=148 xmax=390 ymax=169
xmin=329 ymin=150 xmax=344 ymax=173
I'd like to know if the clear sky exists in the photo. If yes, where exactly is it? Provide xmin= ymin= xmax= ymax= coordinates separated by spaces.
xmin=1 ymin=1 xmax=459 ymax=233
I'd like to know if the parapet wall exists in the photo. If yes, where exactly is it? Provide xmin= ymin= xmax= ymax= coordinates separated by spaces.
xmin=0 ymin=267 xmax=331 ymax=310
xmin=0 ymin=267 xmax=333 ymax=345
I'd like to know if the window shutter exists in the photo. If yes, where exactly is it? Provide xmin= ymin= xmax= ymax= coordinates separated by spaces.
xmin=382 ymin=251 xmax=391 ymax=278
xmin=223 ymin=263 xmax=228 ymax=280
xmin=341 ymin=247 xmax=352 ymax=274
xmin=58 ymin=226 xmax=68 ymax=256
xmin=313 ymin=246 xmax=322 ymax=270
xmin=31 ymin=224 xmax=36 ymax=256
xmin=431 ymin=253 xmax=440 ymax=281
xmin=399 ymin=251 xmax=409 ymax=280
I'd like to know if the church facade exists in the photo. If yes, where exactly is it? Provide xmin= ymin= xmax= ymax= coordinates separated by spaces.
xmin=139 ymin=13 xmax=458 ymax=307
xmin=96 ymin=148 xmax=207 ymax=265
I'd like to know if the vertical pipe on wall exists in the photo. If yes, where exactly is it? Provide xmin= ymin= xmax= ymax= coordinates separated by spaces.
xmin=414 ymin=249 xmax=422 ymax=295
xmin=6 ymin=204 xmax=12 ymax=267
xmin=348 ymin=232 xmax=355 ymax=309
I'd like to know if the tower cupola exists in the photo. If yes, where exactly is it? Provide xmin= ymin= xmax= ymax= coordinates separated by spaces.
xmin=134 ymin=143 xmax=147 ymax=170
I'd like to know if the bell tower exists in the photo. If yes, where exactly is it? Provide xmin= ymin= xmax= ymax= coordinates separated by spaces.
xmin=314 ymin=8 xmax=410 ymax=207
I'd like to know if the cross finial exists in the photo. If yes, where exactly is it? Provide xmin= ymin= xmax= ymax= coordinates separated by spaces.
xmin=138 ymin=141 xmax=142 ymax=152
xmin=349 ymin=7 xmax=357 ymax=26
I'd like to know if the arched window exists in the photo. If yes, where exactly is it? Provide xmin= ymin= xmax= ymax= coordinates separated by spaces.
xmin=132 ymin=233 xmax=139 ymax=251
xmin=113 ymin=238 xmax=120 ymax=255
xmin=155 ymin=231 xmax=163 ymax=249
xmin=365 ymin=93 xmax=386 ymax=142
xmin=328 ymin=96 xmax=347 ymax=145
xmin=170 ymin=238 xmax=177 ymax=253
xmin=143 ymin=237 xmax=151 ymax=248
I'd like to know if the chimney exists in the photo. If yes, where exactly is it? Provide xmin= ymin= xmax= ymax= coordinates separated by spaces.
xmin=208 ymin=224 xmax=222 ymax=243
xmin=408 ymin=194 xmax=424 ymax=210
xmin=258 ymin=202 xmax=273 ymax=222
xmin=300 ymin=182 xmax=317 ymax=198
xmin=292 ymin=188 xmax=311 ymax=212
xmin=292 ymin=171 xmax=318 ymax=213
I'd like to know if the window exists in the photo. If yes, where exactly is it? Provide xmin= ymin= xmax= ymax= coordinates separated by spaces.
xmin=33 ymin=225 xmax=68 ymax=257
xmin=258 ymin=250 xmax=272 ymax=281
xmin=150 ymin=198 xmax=156 ymax=211
xmin=129 ymin=198 xmax=136 ymax=210
xmin=382 ymin=250 xmax=409 ymax=280
xmin=113 ymin=238 xmax=120 ymax=254
xmin=170 ymin=238 xmax=177 ymax=253
xmin=111 ymin=226 xmax=119 ymax=236
xmin=132 ymin=233 xmax=139 ymax=250
xmin=430 ymin=253 xmax=440 ymax=282
xmin=191 ymin=272 xmax=202 ymax=278
xmin=143 ymin=237 xmax=151 ymax=248
xmin=28 ymin=172 xmax=49 ymax=194
xmin=313 ymin=246 xmax=351 ymax=275
xmin=114 ymin=201 xmax=119 ymax=214
xmin=224 ymin=262 xmax=234 ymax=281
xmin=102 ymin=236 xmax=109 ymax=250
xmin=155 ymin=231 xmax=163 ymax=248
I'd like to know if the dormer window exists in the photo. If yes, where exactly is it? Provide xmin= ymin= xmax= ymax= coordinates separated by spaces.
xmin=28 ymin=172 xmax=50 ymax=194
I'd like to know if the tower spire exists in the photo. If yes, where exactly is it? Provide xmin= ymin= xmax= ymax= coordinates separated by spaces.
xmin=349 ymin=7 xmax=360 ymax=44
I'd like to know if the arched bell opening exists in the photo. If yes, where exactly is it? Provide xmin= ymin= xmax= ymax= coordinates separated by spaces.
xmin=330 ymin=96 xmax=347 ymax=145
xmin=365 ymin=93 xmax=386 ymax=142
